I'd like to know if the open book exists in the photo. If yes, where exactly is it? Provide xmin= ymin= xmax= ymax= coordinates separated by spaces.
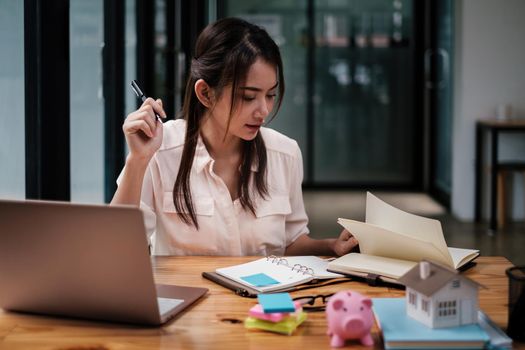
xmin=214 ymin=256 xmax=343 ymax=293
xmin=327 ymin=192 xmax=479 ymax=285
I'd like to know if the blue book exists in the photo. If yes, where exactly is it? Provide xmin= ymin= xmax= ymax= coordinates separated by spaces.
xmin=372 ymin=298 xmax=490 ymax=350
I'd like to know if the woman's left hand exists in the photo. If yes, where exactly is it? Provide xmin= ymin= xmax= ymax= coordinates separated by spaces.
xmin=332 ymin=229 xmax=359 ymax=257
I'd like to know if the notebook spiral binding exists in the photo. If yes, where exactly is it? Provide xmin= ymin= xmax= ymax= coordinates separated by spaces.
xmin=266 ymin=255 xmax=315 ymax=276
xmin=266 ymin=255 xmax=288 ymax=266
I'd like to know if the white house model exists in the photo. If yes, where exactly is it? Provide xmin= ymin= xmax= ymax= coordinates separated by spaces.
xmin=398 ymin=260 xmax=484 ymax=329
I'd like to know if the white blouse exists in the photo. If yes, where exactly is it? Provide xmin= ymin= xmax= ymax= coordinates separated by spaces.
xmin=119 ymin=119 xmax=309 ymax=256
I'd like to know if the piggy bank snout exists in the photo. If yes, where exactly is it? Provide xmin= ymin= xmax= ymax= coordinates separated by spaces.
xmin=345 ymin=316 xmax=366 ymax=333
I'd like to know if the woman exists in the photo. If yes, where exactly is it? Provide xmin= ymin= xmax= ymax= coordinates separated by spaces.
xmin=112 ymin=17 xmax=358 ymax=256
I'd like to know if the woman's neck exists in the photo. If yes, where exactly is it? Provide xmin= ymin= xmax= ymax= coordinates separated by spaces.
xmin=199 ymin=115 xmax=242 ymax=161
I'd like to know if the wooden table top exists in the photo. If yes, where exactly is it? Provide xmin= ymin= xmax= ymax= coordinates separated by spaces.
xmin=477 ymin=118 xmax=525 ymax=128
xmin=0 ymin=256 xmax=522 ymax=349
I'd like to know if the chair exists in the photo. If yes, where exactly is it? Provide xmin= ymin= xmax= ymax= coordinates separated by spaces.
xmin=497 ymin=162 xmax=525 ymax=229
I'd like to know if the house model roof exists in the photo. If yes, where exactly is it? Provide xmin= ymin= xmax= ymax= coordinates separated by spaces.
xmin=398 ymin=260 xmax=484 ymax=297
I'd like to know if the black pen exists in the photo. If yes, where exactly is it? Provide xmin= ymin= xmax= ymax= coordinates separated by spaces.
xmin=130 ymin=80 xmax=162 ymax=122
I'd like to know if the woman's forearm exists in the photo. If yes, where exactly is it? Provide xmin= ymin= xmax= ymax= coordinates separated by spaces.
xmin=110 ymin=155 xmax=150 ymax=206
xmin=284 ymin=234 xmax=336 ymax=256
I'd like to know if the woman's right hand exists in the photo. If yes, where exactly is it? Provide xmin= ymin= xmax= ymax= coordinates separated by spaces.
xmin=123 ymin=98 xmax=166 ymax=162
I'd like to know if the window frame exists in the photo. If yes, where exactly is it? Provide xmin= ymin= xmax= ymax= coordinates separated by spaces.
xmin=24 ymin=0 xmax=71 ymax=201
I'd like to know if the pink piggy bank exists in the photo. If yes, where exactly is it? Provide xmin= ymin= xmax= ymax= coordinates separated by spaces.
xmin=326 ymin=290 xmax=374 ymax=347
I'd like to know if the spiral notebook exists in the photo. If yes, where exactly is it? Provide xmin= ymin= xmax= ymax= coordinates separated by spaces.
xmin=214 ymin=256 xmax=343 ymax=293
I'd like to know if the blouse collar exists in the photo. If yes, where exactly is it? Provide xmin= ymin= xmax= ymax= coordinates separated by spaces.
xmin=193 ymin=135 xmax=259 ymax=173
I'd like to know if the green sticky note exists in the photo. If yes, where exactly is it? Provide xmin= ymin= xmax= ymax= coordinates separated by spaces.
xmin=245 ymin=311 xmax=308 ymax=335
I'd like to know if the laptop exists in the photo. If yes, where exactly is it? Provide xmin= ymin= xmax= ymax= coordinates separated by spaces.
xmin=0 ymin=199 xmax=207 ymax=325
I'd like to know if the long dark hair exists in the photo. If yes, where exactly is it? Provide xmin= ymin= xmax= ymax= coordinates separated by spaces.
xmin=173 ymin=17 xmax=285 ymax=229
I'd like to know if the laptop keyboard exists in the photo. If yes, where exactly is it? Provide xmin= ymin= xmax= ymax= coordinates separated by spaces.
xmin=158 ymin=297 xmax=184 ymax=316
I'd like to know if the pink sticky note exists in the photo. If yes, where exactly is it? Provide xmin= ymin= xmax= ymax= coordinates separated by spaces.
xmin=249 ymin=301 xmax=302 ymax=322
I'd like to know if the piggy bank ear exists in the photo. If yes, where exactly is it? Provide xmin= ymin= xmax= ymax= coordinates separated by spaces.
xmin=362 ymin=298 xmax=372 ymax=308
xmin=332 ymin=299 xmax=344 ymax=311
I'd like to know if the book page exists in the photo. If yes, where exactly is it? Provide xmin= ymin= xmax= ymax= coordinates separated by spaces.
xmin=328 ymin=253 xmax=416 ymax=280
xmin=448 ymin=247 xmax=480 ymax=268
xmin=365 ymin=192 xmax=452 ymax=265
xmin=338 ymin=218 xmax=454 ymax=268
xmin=215 ymin=257 xmax=312 ymax=293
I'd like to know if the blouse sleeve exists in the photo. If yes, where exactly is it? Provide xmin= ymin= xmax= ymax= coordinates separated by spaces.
xmin=116 ymin=160 xmax=157 ymax=245
xmin=285 ymin=142 xmax=310 ymax=246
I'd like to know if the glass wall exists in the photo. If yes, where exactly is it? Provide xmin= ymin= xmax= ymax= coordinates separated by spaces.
xmin=221 ymin=1 xmax=309 ymax=174
xmin=313 ymin=0 xmax=414 ymax=184
xmin=0 ymin=1 xmax=25 ymax=199
xmin=125 ymin=0 xmax=138 ymax=118
xmin=154 ymin=0 xmax=168 ymax=104
xmin=432 ymin=0 xmax=453 ymax=198
xmin=70 ymin=0 xmax=105 ymax=203
xmin=222 ymin=0 xmax=417 ymax=186
xmin=125 ymin=0 xmax=137 ymax=156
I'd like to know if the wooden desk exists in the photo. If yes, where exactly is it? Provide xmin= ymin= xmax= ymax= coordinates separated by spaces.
xmin=0 ymin=256 xmax=522 ymax=349
xmin=475 ymin=118 xmax=525 ymax=230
